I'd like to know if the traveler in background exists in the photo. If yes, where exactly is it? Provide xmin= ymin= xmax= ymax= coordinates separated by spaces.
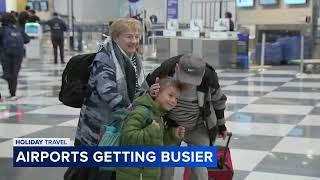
xmin=28 ymin=10 xmax=40 ymax=23
xmin=225 ymin=12 xmax=234 ymax=31
xmin=17 ymin=6 xmax=31 ymax=30
xmin=46 ymin=12 xmax=67 ymax=64
xmin=64 ymin=17 xmax=157 ymax=180
xmin=10 ymin=11 xmax=18 ymax=20
xmin=146 ymin=54 xmax=228 ymax=180
xmin=0 ymin=13 xmax=30 ymax=100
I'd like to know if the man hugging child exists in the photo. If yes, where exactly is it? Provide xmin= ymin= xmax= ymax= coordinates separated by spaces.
xmin=117 ymin=77 xmax=185 ymax=180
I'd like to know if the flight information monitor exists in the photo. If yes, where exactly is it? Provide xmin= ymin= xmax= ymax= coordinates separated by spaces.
xmin=40 ymin=1 xmax=48 ymax=11
xmin=236 ymin=0 xmax=254 ymax=7
xmin=260 ymin=0 xmax=278 ymax=5
xmin=284 ymin=0 xmax=306 ymax=4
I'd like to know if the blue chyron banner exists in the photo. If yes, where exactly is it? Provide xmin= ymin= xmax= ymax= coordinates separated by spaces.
xmin=13 ymin=146 xmax=217 ymax=167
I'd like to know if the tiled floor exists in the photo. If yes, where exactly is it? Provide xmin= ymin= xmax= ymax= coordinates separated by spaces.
xmin=1 ymin=48 xmax=320 ymax=180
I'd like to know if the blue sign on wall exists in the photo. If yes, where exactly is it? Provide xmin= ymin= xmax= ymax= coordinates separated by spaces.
xmin=167 ymin=0 xmax=178 ymax=19
xmin=0 ymin=0 xmax=6 ymax=13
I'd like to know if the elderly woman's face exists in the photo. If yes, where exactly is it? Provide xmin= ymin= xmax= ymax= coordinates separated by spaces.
xmin=115 ymin=30 xmax=140 ymax=55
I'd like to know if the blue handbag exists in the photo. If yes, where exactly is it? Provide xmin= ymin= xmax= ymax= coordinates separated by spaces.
xmin=98 ymin=108 xmax=129 ymax=147
xmin=99 ymin=106 xmax=153 ymax=147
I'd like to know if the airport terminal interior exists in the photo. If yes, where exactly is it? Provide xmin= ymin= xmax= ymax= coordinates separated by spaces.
xmin=0 ymin=0 xmax=320 ymax=180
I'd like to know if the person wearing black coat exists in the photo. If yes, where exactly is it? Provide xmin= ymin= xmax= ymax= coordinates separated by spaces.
xmin=46 ymin=12 xmax=68 ymax=64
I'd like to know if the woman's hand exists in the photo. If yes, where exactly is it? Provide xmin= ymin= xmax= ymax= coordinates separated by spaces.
xmin=149 ymin=77 xmax=160 ymax=97
xmin=175 ymin=126 xmax=185 ymax=139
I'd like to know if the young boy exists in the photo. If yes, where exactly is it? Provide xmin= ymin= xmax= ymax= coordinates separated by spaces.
xmin=116 ymin=77 xmax=185 ymax=180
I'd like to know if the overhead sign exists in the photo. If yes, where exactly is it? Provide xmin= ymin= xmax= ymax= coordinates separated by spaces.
xmin=167 ymin=0 xmax=178 ymax=19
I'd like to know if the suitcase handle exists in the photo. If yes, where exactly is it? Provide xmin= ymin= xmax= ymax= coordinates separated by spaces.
xmin=218 ymin=132 xmax=232 ymax=169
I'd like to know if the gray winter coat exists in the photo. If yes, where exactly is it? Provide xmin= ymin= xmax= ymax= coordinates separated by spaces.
xmin=75 ymin=40 xmax=145 ymax=146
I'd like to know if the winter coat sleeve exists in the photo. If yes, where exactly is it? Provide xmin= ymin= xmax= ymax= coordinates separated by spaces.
xmin=61 ymin=20 xmax=68 ymax=32
xmin=90 ymin=52 xmax=130 ymax=110
xmin=20 ymin=28 xmax=30 ymax=44
xmin=207 ymin=67 xmax=227 ymax=126
xmin=120 ymin=109 xmax=162 ymax=146
xmin=163 ymin=127 xmax=179 ymax=145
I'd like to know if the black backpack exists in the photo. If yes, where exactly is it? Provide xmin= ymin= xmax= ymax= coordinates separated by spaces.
xmin=2 ymin=26 xmax=25 ymax=55
xmin=59 ymin=53 xmax=97 ymax=108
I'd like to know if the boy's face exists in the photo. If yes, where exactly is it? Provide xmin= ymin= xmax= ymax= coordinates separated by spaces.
xmin=155 ymin=86 xmax=180 ymax=111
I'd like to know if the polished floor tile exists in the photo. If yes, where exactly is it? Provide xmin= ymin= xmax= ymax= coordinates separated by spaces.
xmin=258 ymin=70 xmax=298 ymax=75
xmin=5 ymin=97 xmax=61 ymax=105
xmin=239 ymin=104 xmax=313 ymax=115
xmin=233 ymin=170 xmax=250 ymax=180
xmin=56 ymin=118 xmax=79 ymax=127
xmin=0 ymin=140 xmax=15 ymax=157
xmin=254 ymin=152 xmax=320 ymax=177
xmin=274 ymin=86 xmax=320 ymax=93
xmin=229 ymin=149 xmax=268 ymax=171
xmin=40 ymin=91 xmax=60 ymax=97
xmin=224 ymin=111 xmax=234 ymax=119
xmin=253 ymin=97 xmax=318 ymax=106
xmin=226 ymin=104 xmax=248 ymax=112
xmin=299 ymin=115 xmax=320 ymax=126
xmin=23 ymin=126 xmax=76 ymax=139
xmin=219 ymin=80 xmax=238 ymax=86
xmin=19 ymin=71 xmax=52 ymax=76
xmin=220 ymin=76 xmax=248 ymax=81
xmin=0 ymin=124 xmax=50 ymax=138
xmin=296 ymin=74 xmax=320 ymax=79
xmin=282 ymin=82 xmax=320 ymax=88
xmin=245 ymin=171 xmax=320 ymax=180
xmin=272 ymin=137 xmax=320 ymax=155
xmin=218 ymin=72 xmax=255 ymax=78
xmin=226 ymin=121 xmax=294 ymax=136
xmin=223 ymin=90 xmax=268 ymax=97
xmin=0 ymin=138 xmax=10 ymax=143
xmin=19 ymin=76 xmax=60 ymax=81
xmin=222 ymin=85 xmax=278 ymax=92
xmin=234 ymin=80 xmax=285 ymax=86
xmin=1 ymin=90 xmax=50 ymax=97
xmin=18 ymin=85 xmax=61 ymax=91
xmin=287 ymin=126 xmax=320 ymax=138
xmin=226 ymin=96 xmax=260 ymax=104
xmin=291 ymin=78 xmax=320 ymax=82
xmin=253 ymin=73 xmax=295 ymax=77
xmin=0 ymin=114 xmax=78 ymax=125
xmin=264 ymin=91 xmax=320 ymax=100
xmin=26 ymin=105 xmax=80 ymax=115
xmin=227 ymin=112 xmax=305 ymax=124
xmin=310 ymin=107 xmax=320 ymax=115
xmin=242 ymin=76 xmax=294 ymax=82
xmin=2 ymin=104 xmax=50 ymax=113
xmin=215 ymin=134 xmax=282 ymax=151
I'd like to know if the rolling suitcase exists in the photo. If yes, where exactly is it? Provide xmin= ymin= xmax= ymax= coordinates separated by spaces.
xmin=183 ymin=132 xmax=233 ymax=180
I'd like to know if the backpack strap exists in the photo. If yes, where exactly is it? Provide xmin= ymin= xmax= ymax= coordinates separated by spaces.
xmin=134 ymin=105 xmax=154 ymax=128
